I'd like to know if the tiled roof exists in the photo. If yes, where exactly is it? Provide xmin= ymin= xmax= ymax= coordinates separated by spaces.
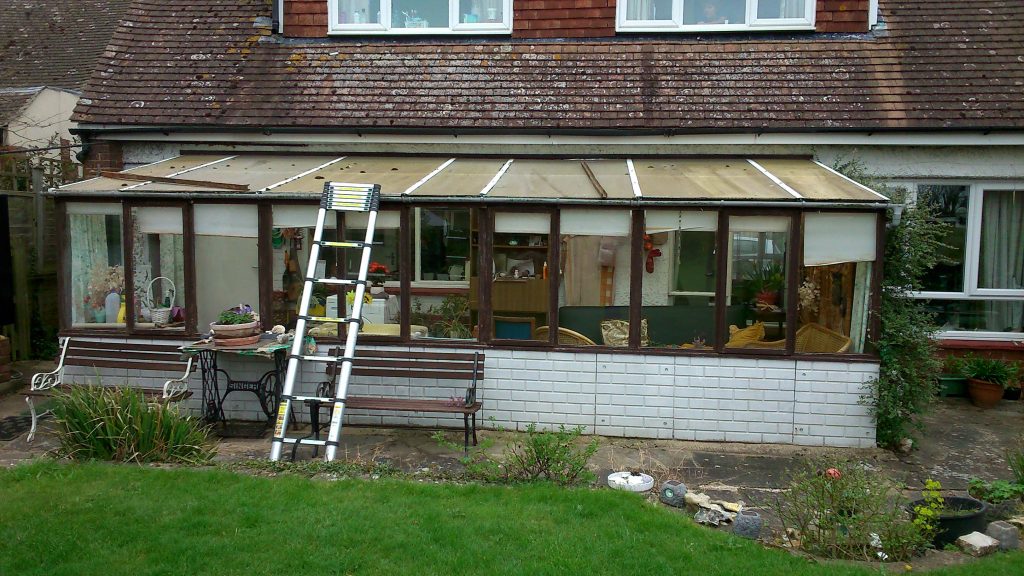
xmin=0 ymin=0 xmax=132 ymax=91
xmin=73 ymin=0 xmax=1024 ymax=132
xmin=0 ymin=88 xmax=41 ymax=125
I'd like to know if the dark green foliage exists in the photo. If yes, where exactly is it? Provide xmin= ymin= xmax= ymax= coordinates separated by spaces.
xmin=52 ymin=386 xmax=214 ymax=464
xmin=836 ymin=159 xmax=947 ymax=448
xmin=958 ymin=355 xmax=1020 ymax=388
xmin=968 ymin=478 xmax=1024 ymax=504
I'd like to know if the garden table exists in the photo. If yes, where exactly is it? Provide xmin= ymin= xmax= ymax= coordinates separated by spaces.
xmin=180 ymin=335 xmax=306 ymax=425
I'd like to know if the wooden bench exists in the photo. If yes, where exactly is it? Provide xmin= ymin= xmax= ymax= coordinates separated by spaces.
xmin=26 ymin=338 xmax=194 ymax=441
xmin=308 ymin=349 xmax=484 ymax=452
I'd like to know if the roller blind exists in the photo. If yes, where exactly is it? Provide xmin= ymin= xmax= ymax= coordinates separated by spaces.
xmin=804 ymin=213 xmax=877 ymax=265
xmin=134 ymin=207 xmax=183 ymax=235
xmin=560 ymin=209 xmax=630 ymax=236
xmin=194 ymin=204 xmax=258 ymax=237
xmin=273 ymin=205 xmax=337 ymax=229
xmin=730 ymin=215 xmax=790 ymax=233
xmin=66 ymin=203 xmax=121 ymax=216
xmin=345 ymin=211 xmax=400 ymax=230
xmin=495 ymin=213 xmax=550 ymax=234
xmin=645 ymin=210 xmax=717 ymax=232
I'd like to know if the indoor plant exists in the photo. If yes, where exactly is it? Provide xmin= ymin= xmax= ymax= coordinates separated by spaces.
xmin=743 ymin=263 xmax=784 ymax=307
xmin=210 ymin=304 xmax=260 ymax=339
xmin=960 ymin=355 xmax=1019 ymax=409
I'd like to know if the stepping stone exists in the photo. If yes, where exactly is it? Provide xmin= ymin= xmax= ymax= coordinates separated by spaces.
xmin=957 ymin=531 xmax=1000 ymax=557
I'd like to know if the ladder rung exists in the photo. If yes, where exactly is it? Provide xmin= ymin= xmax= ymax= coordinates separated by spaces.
xmin=317 ymin=240 xmax=372 ymax=249
xmin=280 ymin=438 xmax=328 ymax=446
xmin=288 ymin=395 xmax=338 ymax=403
xmin=290 ymin=354 xmax=355 ymax=363
xmin=301 ymin=315 xmax=362 ymax=324
xmin=310 ymin=278 xmax=365 ymax=286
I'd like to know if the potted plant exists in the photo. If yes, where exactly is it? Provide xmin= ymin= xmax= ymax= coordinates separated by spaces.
xmin=908 ymin=480 xmax=989 ymax=547
xmin=210 ymin=303 xmax=260 ymax=340
xmin=960 ymin=355 xmax=1019 ymax=409
xmin=937 ymin=355 xmax=967 ymax=398
xmin=743 ymin=263 xmax=784 ymax=307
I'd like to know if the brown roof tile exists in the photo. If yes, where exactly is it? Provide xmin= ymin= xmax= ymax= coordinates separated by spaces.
xmin=72 ymin=0 xmax=1024 ymax=132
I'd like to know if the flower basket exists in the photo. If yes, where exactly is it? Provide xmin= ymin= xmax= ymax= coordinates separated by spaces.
xmin=210 ymin=320 xmax=260 ymax=339
xmin=146 ymin=276 xmax=176 ymax=325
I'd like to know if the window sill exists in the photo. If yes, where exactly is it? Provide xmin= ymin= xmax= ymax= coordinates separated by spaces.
xmin=615 ymin=24 xmax=815 ymax=33
xmin=327 ymin=28 xmax=512 ymax=36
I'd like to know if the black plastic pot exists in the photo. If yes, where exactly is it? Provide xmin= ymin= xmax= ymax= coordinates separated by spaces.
xmin=908 ymin=496 xmax=988 ymax=547
xmin=1003 ymin=387 xmax=1022 ymax=401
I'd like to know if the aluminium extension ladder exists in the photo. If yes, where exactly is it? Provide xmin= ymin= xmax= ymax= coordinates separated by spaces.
xmin=269 ymin=182 xmax=381 ymax=462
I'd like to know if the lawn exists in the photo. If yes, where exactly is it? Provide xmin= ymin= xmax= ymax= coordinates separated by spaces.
xmin=1 ymin=461 xmax=1021 ymax=576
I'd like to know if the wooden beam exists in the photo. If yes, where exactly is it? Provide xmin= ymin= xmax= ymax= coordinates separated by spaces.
xmin=580 ymin=161 xmax=609 ymax=199
xmin=100 ymin=171 xmax=249 ymax=192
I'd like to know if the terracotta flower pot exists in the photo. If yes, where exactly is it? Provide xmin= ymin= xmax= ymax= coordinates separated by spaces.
xmin=755 ymin=291 xmax=779 ymax=306
xmin=210 ymin=320 xmax=260 ymax=339
xmin=966 ymin=377 xmax=1004 ymax=409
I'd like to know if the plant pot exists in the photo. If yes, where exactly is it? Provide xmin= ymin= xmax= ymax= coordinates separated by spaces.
xmin=967 ymin=377 xmax=1004 ymax=409
xmin=908 ymin=496 xmax=988 ymax=547
xmin=1003 ymin=387 xmax=1022 ymax=401
xmin=937 ymin=375 xmax=967 ymax=397
xmin=210 ymin=320 xmax=260 ymax=339
xmin=755 ymin=291 xmax=779 ymax=306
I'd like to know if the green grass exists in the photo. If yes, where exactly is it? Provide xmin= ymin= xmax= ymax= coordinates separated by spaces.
xmin=1 ymin=461 xmax=1022 ymax=576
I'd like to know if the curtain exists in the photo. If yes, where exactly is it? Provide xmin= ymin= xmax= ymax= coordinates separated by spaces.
xmin=980 ymin=190 xmax=1024 ymax=331
xmin=627 ymin=0 xmax=659 ymax=20
xmin=70 ymin=214 xmax=115 ymax=323
xmin=562 ymin=236 xmax=604 ymax=306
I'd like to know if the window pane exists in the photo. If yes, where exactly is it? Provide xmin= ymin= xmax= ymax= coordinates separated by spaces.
xmin=460 ymin=0 xmax=502 ymax=23
xmin=757 ymin=0 xmax=805 ymax=19
xmin=557 ymin=210 xmax=631 ymax=347
xmin=683 ymin=0 xmax=746 ymax=24
xmin=924 ymin=299 xmax=1024 ymax=333
xmin=393 ymin=0 xmax=448 ymax=28
xmin=131 ymin=207 xmax=185 ymax=330
xmin=919 ymin=184 xmax=969 ymax=292
xmin=335 ymin=211 xmax=402 ymax=339
xmin=489 ymin=212 xmax=550 ymax=342
xmin=194 ymin=205 xmax=260 ymax=333
xmin=725 ymin=216 xmax=789 ymax=350
xmin=798 ymin=262 xmax=871 ymax=354
xmin=626 ymin=0 xmax=673 ymax=20
xmin=272 ymin=205 xmax=337 ymax=331
xmin=642 ymin=210 xmax=718 ymax=349
xmin=337 ymin=0 xmax=381 ymax=24
xmin=978 ymin=189 xmax=1024 ymax=290
xmin=69 ymin=206 xmax=124 ymax=326
xmin=413 ymin=207 xmax=478 ymax=340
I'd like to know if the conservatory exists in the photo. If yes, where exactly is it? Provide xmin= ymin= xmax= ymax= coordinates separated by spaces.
xmin=53 ymin=153 xmax=887 ymax=447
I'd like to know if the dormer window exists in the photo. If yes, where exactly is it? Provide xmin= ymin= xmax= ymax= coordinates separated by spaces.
xmin=329 ymin=0 xmax=512 ymax=34
xmin=617 ymin=0 xmax=814 ymax=32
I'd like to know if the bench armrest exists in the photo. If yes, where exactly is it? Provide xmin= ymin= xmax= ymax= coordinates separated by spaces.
xmin=31 ymin=337 xmax=70 ymax=392
xmin=163 ymin=356 xmax=194 ymax=400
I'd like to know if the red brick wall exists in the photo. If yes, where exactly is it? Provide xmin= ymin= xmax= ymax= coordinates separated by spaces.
xmin=282 ymin=0 xmax=870 ymax=38
xmin=82 ymin=140 xmax=123 ymax=178
xmin=816 ymin=0 xmax=869 ymax=33
xmin=513 ymin=0 xmax=616 ymax=39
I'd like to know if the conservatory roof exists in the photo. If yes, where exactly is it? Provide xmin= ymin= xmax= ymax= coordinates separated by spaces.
xmin=56 ymin=154 xmax=887 ymax=205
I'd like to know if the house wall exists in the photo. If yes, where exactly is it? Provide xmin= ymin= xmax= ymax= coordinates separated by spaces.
xmin=6 ymin=89 xmax=78 ymax=155
xmin=281 ymin=0 xmax=870 ymax=38
xmin=61 ymin=338 xmax=878 ymax=448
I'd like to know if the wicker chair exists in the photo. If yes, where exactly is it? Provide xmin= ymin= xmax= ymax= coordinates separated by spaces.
xmin=534 ymin=326 xmax=597 ymax=346
xmin=745 ymin=322 xmax=851 ymax=353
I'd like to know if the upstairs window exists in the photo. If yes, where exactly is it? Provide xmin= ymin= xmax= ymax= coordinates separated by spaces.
xmin=617 ymin=0 xmax=814 ymax=32
xmin=329 ymin=0 xmax=512 ymax=34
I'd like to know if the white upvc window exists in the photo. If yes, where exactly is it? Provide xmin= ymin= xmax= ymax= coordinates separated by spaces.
xmin=899 ymin=181 xmax=1024 ymax=340
xmin=617 ymin=0 xmax=814 ymax=32
xmin=328 ymin=0 xmax=512 ymax=34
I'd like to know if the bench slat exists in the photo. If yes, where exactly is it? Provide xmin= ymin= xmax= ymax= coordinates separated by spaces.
xmin=348 ymin=368 xmax=478 ymax=380
xmin=346 ymin=397 xmax=482 ymax=414
xmin=333 ymin=348 xmax=485 ymax=363
xmin=27 ymin=387 xmax=193 ymax=401
xmin=65 ymin=358 xmax=187 ymax=372
xmin=351 ymin=359 xmax=483 ymax=372
xmin=66 ymin=348 xmax=184 ymax=363
xmin=67 ymin=340 xmax=184 ymax=353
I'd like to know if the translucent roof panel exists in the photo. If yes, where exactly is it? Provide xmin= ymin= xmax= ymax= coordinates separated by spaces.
xmin=635 ymin=159 xmax=790 ymax=200
xmin=58 ymin=154 xmax=236 ymax=192
xmin=409 ymin=157 xmax=508 ymax=197
xmin=128 ymin=155 xmax=337 ymax=192
xmin=487 ymin=159 xmax=633 ymax=200
xmin=273 ymin=156 xmax=448 ymax=196
xmin=755 ymin=159 xmax=885 ymax=202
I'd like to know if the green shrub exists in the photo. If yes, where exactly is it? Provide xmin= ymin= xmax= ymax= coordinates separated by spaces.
xmin=53 ymin=386 xmax=215 ymax=464
xmin=773 ymin=459 xmax=929 ymax=562
xmin=435 ymin=424 xmax=598 ymax=486
xmin=959 ymin=355 xmax=1020 ymax=388
xmin=1009 ymin=436 xmax=1024 ymax=485
xmin=968 ymin=478 xmax=1024 ymax=504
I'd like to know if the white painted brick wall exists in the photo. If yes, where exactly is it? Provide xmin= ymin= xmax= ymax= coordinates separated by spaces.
xmin=55 ymin=338 xmax=879 ymax=448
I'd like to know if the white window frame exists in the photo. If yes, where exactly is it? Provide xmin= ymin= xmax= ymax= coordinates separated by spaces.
xmin=898 ymin=180 xmax=1024 ymax=341
xmin=616 ymin=0 xmax=815 ymax=32
xmin=328 ymin=0 xmax=512 ymax=35
xmin=412 ymin=207 xmax=472 ymax=289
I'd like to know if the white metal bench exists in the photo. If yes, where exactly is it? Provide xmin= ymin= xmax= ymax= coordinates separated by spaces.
xmin=26 ymin=337 xmax=194 ymax=441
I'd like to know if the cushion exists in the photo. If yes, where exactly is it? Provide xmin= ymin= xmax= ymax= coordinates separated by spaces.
xmin=724 ymin=322 xmax=765 ymax=348
xmin=600 ymin=319 xmax=649 ymax=347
